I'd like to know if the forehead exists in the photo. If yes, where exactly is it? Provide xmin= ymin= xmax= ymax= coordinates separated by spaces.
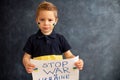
xmin=38 ymin=10 xmax=56 ymax=18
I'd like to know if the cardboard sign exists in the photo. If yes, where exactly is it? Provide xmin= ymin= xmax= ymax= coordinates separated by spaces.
xmin=30 ymin=56 xmax=79 ymax=80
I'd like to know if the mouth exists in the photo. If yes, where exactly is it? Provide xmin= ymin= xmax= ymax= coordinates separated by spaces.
xmin=42 ymin=27 xmax=51 ymax=32
xmin=43 ymin=27 xmax=49 ymax=30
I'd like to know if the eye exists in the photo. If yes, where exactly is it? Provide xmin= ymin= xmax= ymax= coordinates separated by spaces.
xmin=48 ymin=19 xmax=53 ymax=22
xmin=39 ymin=18 xmax=45 ymax=21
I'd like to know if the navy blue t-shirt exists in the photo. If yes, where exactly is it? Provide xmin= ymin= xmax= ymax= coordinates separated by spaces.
xmin=23 ymin=30 xmax=71 ymax=58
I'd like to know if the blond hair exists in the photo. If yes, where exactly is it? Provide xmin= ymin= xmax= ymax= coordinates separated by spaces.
xmin=36 ymin=1 xmax=58 ymax=19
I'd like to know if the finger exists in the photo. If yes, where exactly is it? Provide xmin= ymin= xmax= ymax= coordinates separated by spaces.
xmin=77 ymin=65 xmax=83 ymax=70
xmin=26 ymin=68 xmax=31 ymax=72
xmin=79 ymin=67 xmax=83 ymax=70
xmin=28 ymin=63 xmax=35 ymax=68
xmin=75 ymin=63 xmax=84 ymax=70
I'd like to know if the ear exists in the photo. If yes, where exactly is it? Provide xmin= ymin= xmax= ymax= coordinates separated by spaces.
xmin=55 ymin=18 xmax=58 ymax=25
xmin=36 ymin=18 xmax=39 ymax=24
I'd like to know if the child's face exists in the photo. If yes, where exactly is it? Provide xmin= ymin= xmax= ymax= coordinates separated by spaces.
xmin=36 ymin=10 xmax=58 ymax=35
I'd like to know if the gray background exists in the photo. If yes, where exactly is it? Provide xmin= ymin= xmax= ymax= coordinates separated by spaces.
xmin=0 ymin=0 xmax=120 ymax=80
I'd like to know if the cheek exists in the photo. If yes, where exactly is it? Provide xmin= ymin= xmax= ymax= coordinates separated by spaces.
xmin=51 ymin=24 xmax=55 ymax=28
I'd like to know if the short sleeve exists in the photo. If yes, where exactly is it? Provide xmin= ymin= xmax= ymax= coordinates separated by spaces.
xmin=60 ymin=35 xmax=71 ymax=53
xmin=23 ymin=36 xmax=33 ymax=55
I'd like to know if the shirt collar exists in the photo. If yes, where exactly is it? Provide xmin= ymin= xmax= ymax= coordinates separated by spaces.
xmin=36 ymin=30 xmax=56 ymax=39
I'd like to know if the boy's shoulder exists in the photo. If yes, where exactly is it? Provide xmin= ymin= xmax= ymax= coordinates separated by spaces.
xmin=55 ymin=33 xmax=67 ymax=41
xmin=27 ymin=32 xmax=38 ymax=40
xmin=55 ymin=32 xmax=63 ymax=36
xmin=55 ymin=33 xmax=65 ymax=38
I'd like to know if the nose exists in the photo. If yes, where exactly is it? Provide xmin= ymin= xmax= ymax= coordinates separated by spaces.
xmin=44 ymin=20 xmax=49 ymax=25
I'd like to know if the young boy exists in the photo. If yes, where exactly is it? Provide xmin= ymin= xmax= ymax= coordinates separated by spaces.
xmin=23 ymin=1 xmax=84 ymax=73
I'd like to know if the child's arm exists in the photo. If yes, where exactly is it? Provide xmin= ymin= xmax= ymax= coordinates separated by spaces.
xmin=23 ymin=53 xmax=35 ymax=73
xmin=64 ymin=50 xmax=84 ymax=70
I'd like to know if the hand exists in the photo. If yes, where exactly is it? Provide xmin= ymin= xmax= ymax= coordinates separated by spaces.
xmin=74 ymin=59 xmax=84 ymax=70
xmin=24 ymin=63 xmax=35 ymax=73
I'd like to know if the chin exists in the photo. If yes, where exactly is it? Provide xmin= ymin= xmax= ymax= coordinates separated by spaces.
xmin=42 ymin=30 xmax=52 ymax=35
